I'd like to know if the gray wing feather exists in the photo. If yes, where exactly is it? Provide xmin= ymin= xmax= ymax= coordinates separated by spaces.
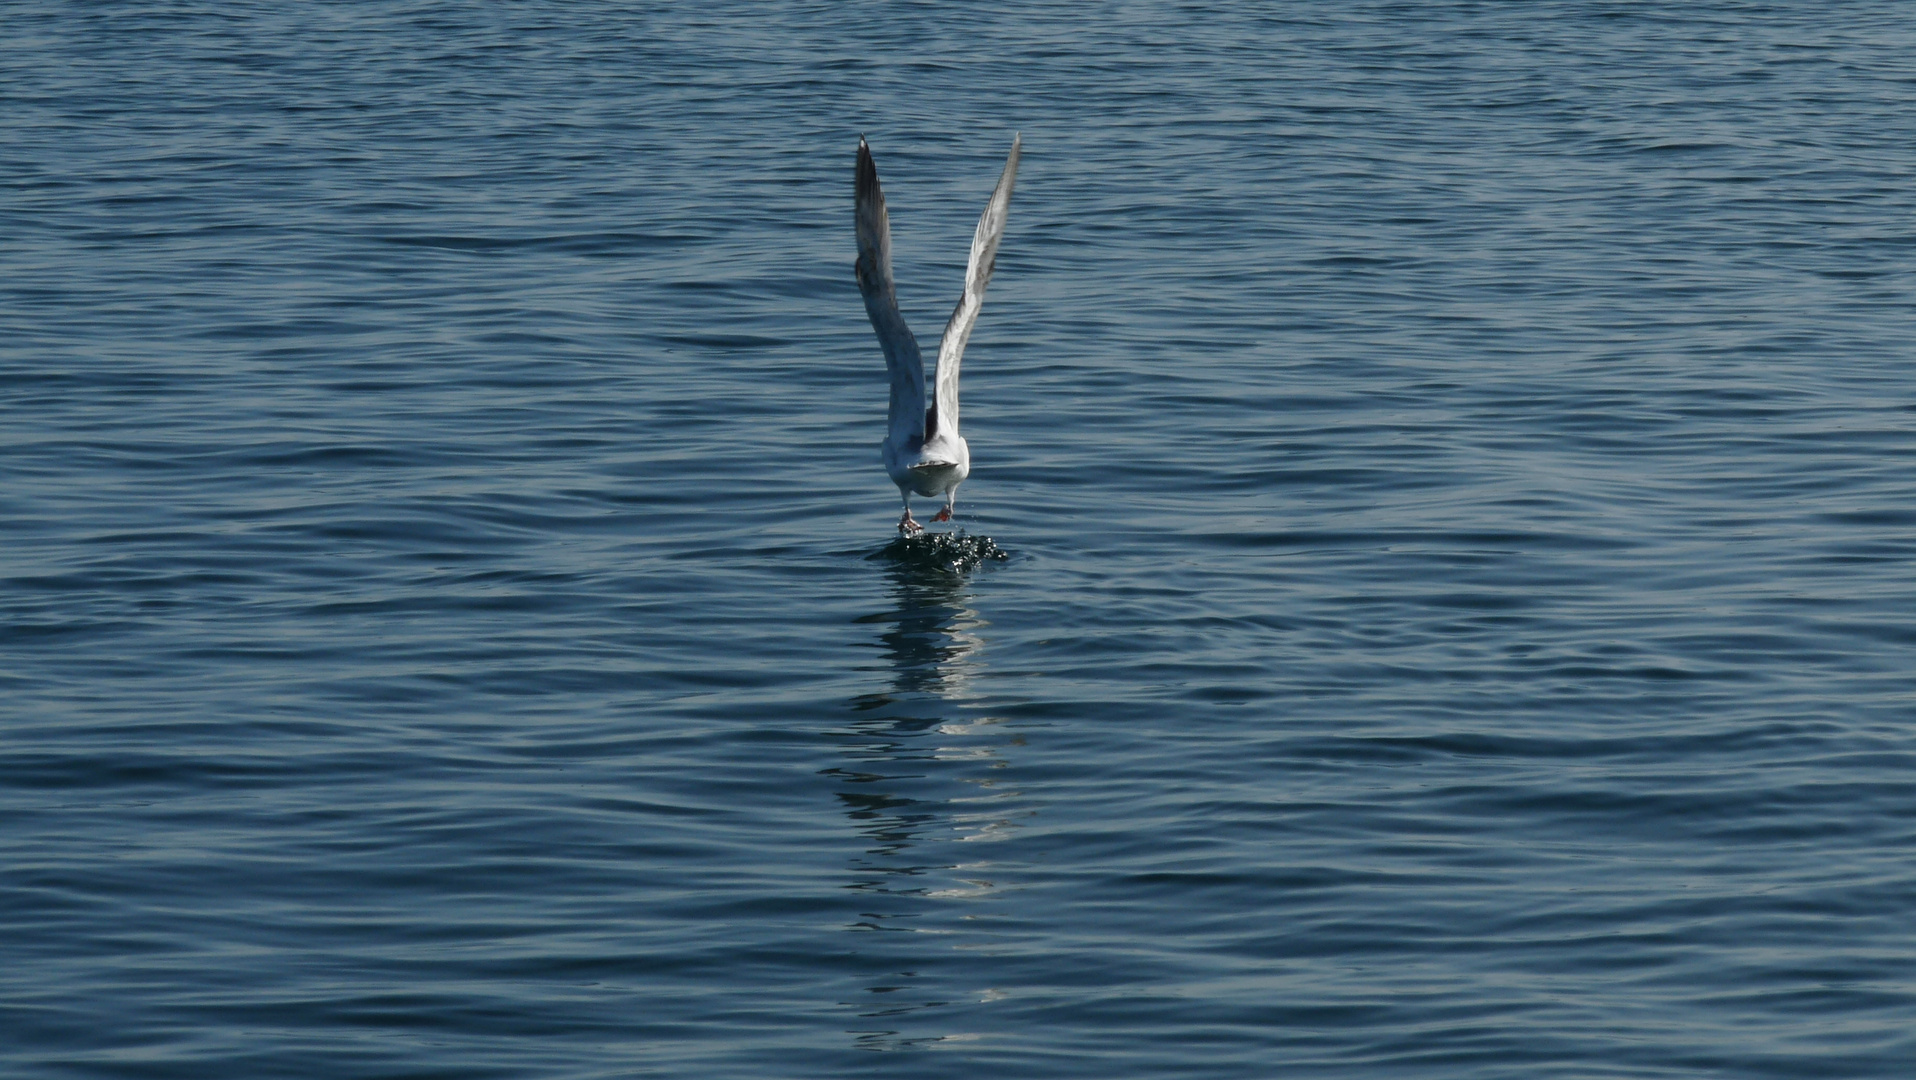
xmin=932 ymin=134 xmax=1020 ymax=440
xmin=855 ymin=137 xmax=927 ymax=450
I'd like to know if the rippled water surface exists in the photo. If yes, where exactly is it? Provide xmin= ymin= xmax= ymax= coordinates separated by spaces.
xmin=7 ymin=2 xmax=1916 ymax=1076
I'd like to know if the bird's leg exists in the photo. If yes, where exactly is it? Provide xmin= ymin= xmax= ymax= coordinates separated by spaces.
xmin=898 ymin=505 xmax=922 ymax=535
xmin=930 ymin=492 xmax=955 ymax=524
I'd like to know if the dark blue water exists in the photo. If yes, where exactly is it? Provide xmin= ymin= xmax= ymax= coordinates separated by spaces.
xmin=7 ymin=3 xmax=1916 ymax=1076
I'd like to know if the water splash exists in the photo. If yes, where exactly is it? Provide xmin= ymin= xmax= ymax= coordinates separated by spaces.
xmin=868 ymin=530 xmax=1010 ymax=574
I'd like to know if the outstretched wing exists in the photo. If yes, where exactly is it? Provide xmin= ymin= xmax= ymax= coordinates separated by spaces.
xmin=931 ymin=134 xmax=1020 ymax=440
xmin=855 ymin=137 xmax=926 ymax=450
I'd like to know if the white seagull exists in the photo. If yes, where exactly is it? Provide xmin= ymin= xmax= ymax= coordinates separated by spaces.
xmin=855 ymin=134 xmax=1021 ymax=535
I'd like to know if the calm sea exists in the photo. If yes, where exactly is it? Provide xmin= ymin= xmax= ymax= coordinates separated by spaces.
xmin=6 ymin=2 xmax=1916 ymax=1076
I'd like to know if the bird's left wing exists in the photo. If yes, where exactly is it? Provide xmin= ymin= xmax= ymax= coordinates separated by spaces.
xmin=855 ymin=137 xmax=927 ymax=450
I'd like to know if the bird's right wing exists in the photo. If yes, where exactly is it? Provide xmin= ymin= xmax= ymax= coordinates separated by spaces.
xmin=855 ymin=137 xmax=927 ymax=450
xmin=931 ymin=134 xmax=1020 ymax=441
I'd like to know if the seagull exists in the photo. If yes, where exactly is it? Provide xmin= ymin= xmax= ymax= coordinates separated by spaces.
xmin=855 ymin=134 xmax=1021 ymax=535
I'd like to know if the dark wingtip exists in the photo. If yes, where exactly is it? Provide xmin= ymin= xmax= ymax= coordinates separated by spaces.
xmin=856 ymin=137 xmax=880 ymax=202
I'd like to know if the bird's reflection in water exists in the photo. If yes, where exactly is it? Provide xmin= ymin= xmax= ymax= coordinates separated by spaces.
xmin=829 ymin=537 xmax=1025 ymax=1051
